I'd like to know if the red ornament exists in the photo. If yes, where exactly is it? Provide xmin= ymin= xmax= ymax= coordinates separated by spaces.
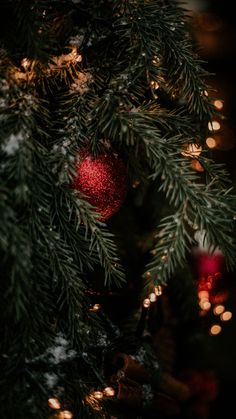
xmin=192 ymin=248 xmax=228 ymax=304
xmin=72 ymin=150 xmax=128 ymax=220
xmin=195 ymin=250 xmax=224 ymax=278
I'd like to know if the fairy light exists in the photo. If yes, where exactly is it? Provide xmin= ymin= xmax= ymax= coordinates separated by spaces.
xmin=49 ymin=47 xmax=83 ymax=70
xmin=149 ymin=292 xmax=157 ymax=302
xmin=143 ymin=298 xmax=151 ymax=308
xmin=208 ymin=120 xmax=221 ymax=132
xmin=198 ymin=288 xmax=211 ymax=312
xmin=48 ymin=398 xmax=61 ymax=410
xmin=92 ymin=391 xmax=104 ymax=400
xmin=198 ymin=290 xmax=209 ymax=299
xmin=152 ymin=55 xmax=161 ymax=65
xmin=67 ymin=47 xmax=82 ymax=62
xmin=199 ymin=300 xmax=211 ymax=311
xmin=213 ymin=305 xmax=225 ymax=315
xmin=21 ymin=58 xmax=31 ymax=70
xmin=146 ymin=271 xmax=152 ymax=278
xmin=85 ymin=393 xmax=103 ymax=412
xmin=13 ymin=59 xmax=35 ymax=82
xmin=150 ymin=80 xmax=160 ymax=90
xmin=132 ymin=180 xmax=141 ymax=188
xmin=181 ymin=143 xmax=202 ymax=158
xmin=60 ymin=411 xmax=73 ymax=419
xmin=89 ymin=303 xmax=101 ymax=312
xmin=76 ymin=54 xmax=82 ymax=62
xmin=154 ymin=285 xmax=163 ymax=296
xmin=206 ymin=137 xmax=217 ymax=148
xmin=103 ymin=387 xmax=115 ymax=397
xmin=213 ymin=99 xmax=224 ymax=110
xmin=220 ymin=311 xmax=232 ymax=321
xmin=210 ymin=324 xmax=222 ymax=335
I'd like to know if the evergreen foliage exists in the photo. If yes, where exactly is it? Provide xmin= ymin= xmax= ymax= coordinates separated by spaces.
xmin=0 ymin=1 xmax=235 ymax=418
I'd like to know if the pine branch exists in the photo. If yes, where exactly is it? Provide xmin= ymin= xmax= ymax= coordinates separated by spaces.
xmin=145 ymin=139 xmax=236 ymax=270
xmin=70 ymin=191 xmax=126 ymax=287
xmin=90 ymin=101 xmax=236 ymax=278
xmin=112 ymin=0 xmax=214 ymax=119
xmin=144 ymin=205 xmax=194 ymax=285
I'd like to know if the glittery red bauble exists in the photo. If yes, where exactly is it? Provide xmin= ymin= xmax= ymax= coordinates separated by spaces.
xmin=195 ymin=251 xmax=224 ymax=278
xmin=192 ymin=249 xmax=228 ymax=304
xmin=72 ymin=151 xmax=128 ymax=220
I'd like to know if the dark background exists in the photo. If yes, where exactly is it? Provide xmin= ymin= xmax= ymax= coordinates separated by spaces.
xmin=188 ymin=1 xmax=236 ymax=417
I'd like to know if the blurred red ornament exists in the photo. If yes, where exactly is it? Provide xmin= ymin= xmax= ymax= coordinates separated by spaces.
xmin=193 ymin=249 xmax=228 ymax=304
xmin=72 ymin=150 xmax=128 ymax=220
xmin=195 ymin=251 xmax=224 ymax=278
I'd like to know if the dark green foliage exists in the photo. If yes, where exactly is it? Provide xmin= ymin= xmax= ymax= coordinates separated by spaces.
xmin=0 ymin=0 xmax=235 ymax=418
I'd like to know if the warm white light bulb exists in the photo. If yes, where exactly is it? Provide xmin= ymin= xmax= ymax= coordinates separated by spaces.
xmin=103 ymin=387 xmax=115 ymax=397
xmin=210 ymin=324 xmax=222 ymax=335
xmin=48 ymin=398 xmax=61 ymax=410
xmin=143 ymin=298 xmax=151 ymax=308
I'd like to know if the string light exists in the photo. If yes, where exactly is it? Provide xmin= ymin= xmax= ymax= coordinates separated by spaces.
xmin=89 ymin=303 xmax=101 ymax=312
xmin=13 ymin=59 xmax=35 ymax=82
xmin=149 ymin=292 xmax=157 ymax=302
xmin=206 ymin=137 xmax=217 ymax=148
xmin=181 ymin=143 xmax=202 ymax=158
xmin=213 ymin=305 xmax=225 ymax=315
xmin=49 ymin=47 xmax=82 ymax=70
xmin=85 ymin=393 xmax=103 ymax=412
xmin=154 ymin=285 xmax=163 ymax=296
xmin=143 ymin=298 xmax=151 ymax=308
xmin=210 ymin=324 xmax=222 ymax=335
xmin=220 ymin=311 xmax=232 ymax=321
xmin=150 ymin=80 xmax=160 ymax=90
xmin=198 ymin=290 xmax=209 ymax=299
xmin=103 ymin=387 xmax=115 ymax=397
xmin=152 ymin=55 xmax=161 ymax=65
xmin=132 ymin=180 xmax=140 ymax=188
xmin=92 ymin=391 xmax=103 ymax=400
xmin=142 ymin=284 xmax=163 ymax=308
xmin=21 ymin=58 xmax=31 ymax=70
xmin=60 ymin=411 xmax=73 ymax=419
xmin=48 ymin=398 xmax=61 ymax=410
xmin=67 ymin=47 xmax=82 ymax=63
xmin=213 ymin=99 xmax=224 ymax=110
xmin=208 ymin=120 xmax=221 ymax=132
xmin=199 ymin=300 xmax=211 ymax=311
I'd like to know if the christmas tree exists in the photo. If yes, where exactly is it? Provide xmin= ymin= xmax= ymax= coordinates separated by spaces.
xmin=0 ymin=1 xmax=235 ymax=418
